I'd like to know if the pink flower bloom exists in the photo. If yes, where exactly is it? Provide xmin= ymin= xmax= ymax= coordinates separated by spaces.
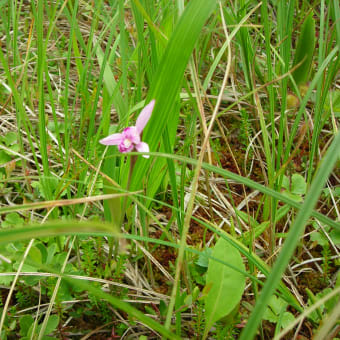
xmin=100 ymin=100 xmax=155 ymax=158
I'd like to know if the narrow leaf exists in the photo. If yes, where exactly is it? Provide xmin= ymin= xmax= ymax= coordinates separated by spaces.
xmin=292 ymin=13 xmax=316 ymax=86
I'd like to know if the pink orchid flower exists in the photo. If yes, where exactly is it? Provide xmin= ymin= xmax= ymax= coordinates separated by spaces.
xmin=100 ymin=100 xmax=155 ymax=158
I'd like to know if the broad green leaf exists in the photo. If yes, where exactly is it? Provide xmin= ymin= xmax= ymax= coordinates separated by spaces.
xmin=28 ymin=246 xmax=42 ymax=264
xmin=330 ymin=229 xmax=340 ymax=245
xmin=263 ymin=306 xmax=277 ymax=323
xmin=282 ymin=173 xmax=306 ymax=196
xmin=40 ymin=314 xmax=59 ymax=335
xmin=263 ymin=296 xmax=294 ymax=329
xmin=268 ymin=295 xmax=287 ymax=315
xmin=240 ymin=221 xmax=270 ymax=246
xmin=0 ymin=269 xmax=13 ymax=285
xmin=323 ymin=287 xmax=339 ymax=311
xmin=35 ymin=242 xmax=48 ymax=263
xmin=291 ymin=174 xmax=307 ymax=195
xmin=310 ymin=230 xmax=328 ymax=247
xmin=46 ymin=243 xmax=57 ymax=264
xmin=0 ymin=217 xmax=300 ymax=312
xmin=0 ymin=150 xmax=11 ymax=165
xmin=324 ymin=90 xmax=340 ymax=118
xmin=281 ymin=312 xmax=295 ymax=329
xmin=3 ymin=132 xmax=17 ymax=146
xmin=204 ymin=237 xmax=245 ymax=336
xmin=196 ymin=248 xmax=212 ymax=268
xmin=19 ymin=315 xmax=34 ymax=337
xmin=307 ymin=288 xmax=334 ymax=322
xmin=13 ymin=262 xmax=37 ymax=273
xmin=26 ymin=315 xmax=59 ymax=339
xmin=292 ymin=13 xmax=315 ymax=86
xmin=1 ymin=212 xmax=24 ymax=228
xmin=281 ymin=175 xmax=290 ymax=190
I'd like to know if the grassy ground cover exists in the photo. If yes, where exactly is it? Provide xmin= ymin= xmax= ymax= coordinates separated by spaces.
xmin=0 ymin=0 xmax=339 ymax=339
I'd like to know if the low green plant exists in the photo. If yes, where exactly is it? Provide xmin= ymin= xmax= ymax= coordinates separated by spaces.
xmin=19 ymin=314 xmax=59 ymax=340
xmin=203 ymin=237 xmax=246 ymax=338
xmin=0 ymin=132 xmax=20 ymax=178
xmin=263 ymin=295 xmax=295 ymax=333
xmin=306 ymin=282 xmax=340 ymax=326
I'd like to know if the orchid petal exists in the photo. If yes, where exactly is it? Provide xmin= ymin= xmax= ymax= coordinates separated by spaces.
xmin=136 ymin=99 xmax=155 ymax=134
xmin=100 ymin=133 xmax=123 ymax=145
xmin=135 ymin=142 xmax=150 ymax=158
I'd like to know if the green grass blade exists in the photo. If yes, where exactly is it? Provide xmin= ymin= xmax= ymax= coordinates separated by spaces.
xmin=276 ymin=0 xmax=295 ymax=170
xmin=0 ymin=29 xmax=41 ymax=177
xmin=203 ymin=3 xmax=261 ymax=91
xmin=332 ymin=0 xmax=340 ymax=51
xmin=132 ymin=0 xmax=168 ymax=46
xmin=33 ymin=0 xmax=53 ymax=200
xmin=0 ymin=220 xmax=116 ymax=244
xmin=95 ymin=36 xmax=127 ymax=121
